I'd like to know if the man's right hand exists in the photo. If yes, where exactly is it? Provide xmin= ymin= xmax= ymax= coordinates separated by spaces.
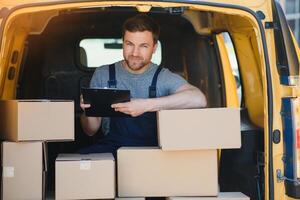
xmin=80 ymin=94 xmax=91 ymax=113
xmin=80 ymin=94 xmax=101 ymax=136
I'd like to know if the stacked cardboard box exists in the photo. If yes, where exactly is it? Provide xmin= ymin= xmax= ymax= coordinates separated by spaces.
xmin=118 ymin=147 xmax=218 ymax=197
xmin=55 ymin=153 xmax=115 ymax=200
xmin=157 ymin=108 xmax=241 ymax=150
xmin=0 ymin=100 xmax=74 ymax=200
xmin=0 ymin=100 xmax=248 ymax=199
xmin=117 ymin=108 xmax=247 ymax=199
xmin=1 ymin=142 xmax=43 ymax=199
xmin=0 ymin=100 xmax=74 ymax=141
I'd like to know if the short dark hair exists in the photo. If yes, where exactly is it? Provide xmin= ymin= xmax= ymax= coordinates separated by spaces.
xmin=122 ymin=14 xmax=160 ymax=44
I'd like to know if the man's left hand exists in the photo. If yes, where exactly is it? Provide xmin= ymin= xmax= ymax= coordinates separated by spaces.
xmin=111 ymin=99 xmax=150 ymax=117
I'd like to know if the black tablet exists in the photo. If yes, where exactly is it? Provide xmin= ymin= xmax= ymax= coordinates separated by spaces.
xmin=81 ymin=87 xmax=131 ymax=117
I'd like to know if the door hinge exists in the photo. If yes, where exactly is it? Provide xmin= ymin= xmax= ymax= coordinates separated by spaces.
xmin=276 ymin=169 xmax=300 ymax=185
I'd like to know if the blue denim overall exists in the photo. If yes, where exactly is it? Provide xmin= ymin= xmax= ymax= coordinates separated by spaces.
xmin=79 ymin=63 xmax=162 ymax=157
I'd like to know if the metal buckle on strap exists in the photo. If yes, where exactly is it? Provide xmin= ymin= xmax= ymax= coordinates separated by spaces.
xmin=108 ymin=80 xmax=117 ymax=88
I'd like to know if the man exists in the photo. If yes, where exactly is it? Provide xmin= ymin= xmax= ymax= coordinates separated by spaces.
xmin=80 ymin=14 xmax=207 ymax=155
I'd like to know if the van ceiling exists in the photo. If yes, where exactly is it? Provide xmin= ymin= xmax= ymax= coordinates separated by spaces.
xmin=44 ymin=9 xmax=192 ymax=39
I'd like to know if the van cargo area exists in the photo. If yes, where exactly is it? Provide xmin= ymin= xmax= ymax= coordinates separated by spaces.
xmin=0 ymin=3 xmax=266 ymax=200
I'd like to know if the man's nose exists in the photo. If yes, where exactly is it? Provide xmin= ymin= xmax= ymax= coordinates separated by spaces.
xmin=132 ymin=47 xmax=140 ymax=56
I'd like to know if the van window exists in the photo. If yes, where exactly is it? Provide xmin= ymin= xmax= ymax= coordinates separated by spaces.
xmin=273 ymin=1 xmax=300 ymax=85
xmin=79 ymin=38 xmax=162 ymax=68
xmin=222 ymin=32 xmax=242 ymax=105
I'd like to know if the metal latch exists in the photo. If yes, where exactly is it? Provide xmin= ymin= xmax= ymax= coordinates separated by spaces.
xmin=166 ymin=7 xmax=187 ymax=15
xmin=265 ymin=22 xmax=279 ymax=29
xmin=276 ymin=169 xmax=300 ymax=185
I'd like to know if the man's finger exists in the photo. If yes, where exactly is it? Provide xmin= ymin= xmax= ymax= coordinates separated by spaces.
xmin=115 ymin=107 xmax=130 ymax=114
xmin=81 ymin=104 xmax=91 ymax=108
xmin=111 ymin=103 xmax=118 ymax=108
xmin=111 ymin=102 xmax=128 ymax=108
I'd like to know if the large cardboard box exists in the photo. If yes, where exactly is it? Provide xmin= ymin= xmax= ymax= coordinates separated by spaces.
xmin=1 ymin=141 xmax=43 ymax=200
xmin=167 ymin=192 xmax=249 ymax=200
xmin=55 ymin=153 xmax=115 ymax=200
xmin=0 ymin=100 xmax=74 ymax=141
xmin=157 ymin=108 xmax=241 ymax=150
xmin=118 ymin=147 xmax=218 ymax=197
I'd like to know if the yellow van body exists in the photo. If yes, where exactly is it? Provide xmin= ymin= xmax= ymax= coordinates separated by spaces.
xmin=0 ymin=1 xmax=299 ymax=200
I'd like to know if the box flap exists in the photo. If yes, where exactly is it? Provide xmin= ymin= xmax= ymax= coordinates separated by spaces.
xmin=56 ymin=153 xmax=114 ymax=161
xmin=118 ymin=147 xmax=160 ymax=151
xmin=158 ymin=107 xmax=240 ymax=114
xmin=17 ymin=99 xmax=73 ymax=102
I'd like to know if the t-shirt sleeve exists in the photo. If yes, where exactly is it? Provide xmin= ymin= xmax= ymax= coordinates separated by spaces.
xmin=89 ymin=66 xmax=107 ymax=88
xmin=159 ymin=68 xmax=188 ymax=95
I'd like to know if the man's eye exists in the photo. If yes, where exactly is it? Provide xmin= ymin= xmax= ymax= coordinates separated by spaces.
xmin=142 ymin=45 xmax=149 ymax=48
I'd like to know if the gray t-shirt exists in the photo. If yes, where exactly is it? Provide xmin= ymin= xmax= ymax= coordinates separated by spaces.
xmin=90 ymin=60 xmax=187 ymax=134
xmin=90 ymin=61 xmax=187 ymax=98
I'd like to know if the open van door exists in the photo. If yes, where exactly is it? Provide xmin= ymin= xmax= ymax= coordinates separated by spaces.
xmin=272 ymin=1 xmax=300 ymax=199
xmin=0 ymin=7 xmax=9 ymax=40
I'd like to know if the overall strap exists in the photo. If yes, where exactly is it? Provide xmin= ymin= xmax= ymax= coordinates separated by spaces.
xmin=108 ymin=63 xmax=117 ymax=88
xmin=149 ymin=67 xmax=163 ymax=98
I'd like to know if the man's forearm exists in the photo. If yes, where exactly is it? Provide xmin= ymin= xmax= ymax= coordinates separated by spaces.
xmin=147 ymin=86 xmax=207 ymax=112
xmin=80 ymin=114 xmax=102 ymax=136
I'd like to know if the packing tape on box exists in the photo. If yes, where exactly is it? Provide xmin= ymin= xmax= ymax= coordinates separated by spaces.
xmin=80 ymin=160 xmax=91 ymax=170
xmin=3 ymin=167 xmax=14 ymax=177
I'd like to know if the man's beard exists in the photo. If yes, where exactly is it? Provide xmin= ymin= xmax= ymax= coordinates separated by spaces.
xmin=125 ymin=56 xmax=148 ymax=71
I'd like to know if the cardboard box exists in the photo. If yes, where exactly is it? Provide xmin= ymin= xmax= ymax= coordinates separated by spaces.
xmin=55 ymin=153 xmax=115 ymax=199
xmin=1 ymin=141 xmax=43 ymax=200
xmin=157 ymin=108 xmax=241 ymax=150
xmin=167 ymin=192 xmax=249 ymax=200
xmin=0 ymin=100 xmax=74 ymax=141
xmin=118 ymin=147 xmax=218 ymax=197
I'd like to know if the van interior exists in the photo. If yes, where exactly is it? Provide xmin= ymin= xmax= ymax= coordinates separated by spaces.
xmin=2 ymin=3 xmax=265 ymax=199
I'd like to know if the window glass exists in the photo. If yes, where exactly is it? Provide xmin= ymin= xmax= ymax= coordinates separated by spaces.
xmin=79 ymin=38 xmax=162 ymax=68
xmin=222 ymin=32 xmax=242 ymax=105
xmin=286 ymin=0 xmax=296 ymax=14
xmin=279 ymin=0 xmax=300 ymax=44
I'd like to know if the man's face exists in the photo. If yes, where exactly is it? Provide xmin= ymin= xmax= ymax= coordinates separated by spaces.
xmin=123 ymin=30 xmax=157 ymax=73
